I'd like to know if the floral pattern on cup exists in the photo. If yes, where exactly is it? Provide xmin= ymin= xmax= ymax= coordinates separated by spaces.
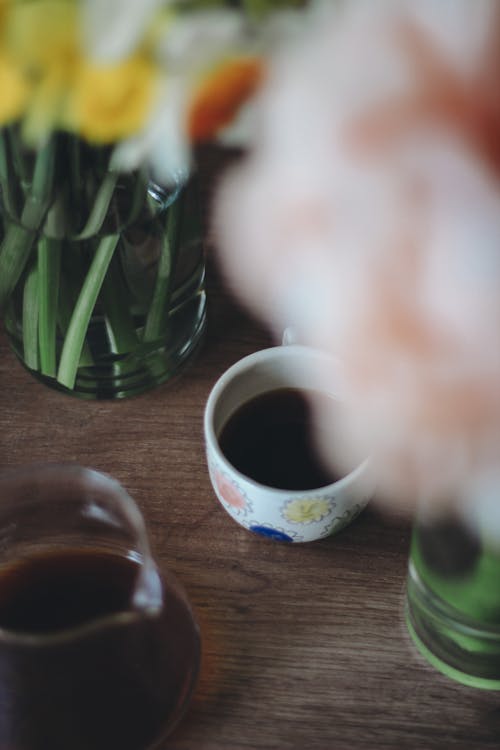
xmin=212 ymin=468 xmax=252 ymax=516
xmin=248 ymin=523 xmax=301 ymax=543
xmin=281 ymin=497 xmax=334 ymax=525
xmin=321 ymin=504 xmax=363 ymax=537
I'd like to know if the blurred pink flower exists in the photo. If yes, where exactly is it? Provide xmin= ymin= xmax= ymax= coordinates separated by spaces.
xmin=213 ymin=0 xmax=500 ymax=513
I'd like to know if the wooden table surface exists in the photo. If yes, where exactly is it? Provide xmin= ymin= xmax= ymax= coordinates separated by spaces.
xmin=0 ymin=148 xmax=499 ymax=750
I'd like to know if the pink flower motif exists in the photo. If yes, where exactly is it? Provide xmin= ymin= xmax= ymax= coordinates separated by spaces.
xmin=214 ymin=469 xmax=247 ymax=510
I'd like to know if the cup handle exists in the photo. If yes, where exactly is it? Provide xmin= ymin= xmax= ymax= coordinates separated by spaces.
xmin=282 ymin=327 xmax=298 ymax=346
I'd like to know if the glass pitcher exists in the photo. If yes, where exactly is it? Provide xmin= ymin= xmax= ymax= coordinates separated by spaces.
xmin=0 ymin=463 xmax=200 ymax=750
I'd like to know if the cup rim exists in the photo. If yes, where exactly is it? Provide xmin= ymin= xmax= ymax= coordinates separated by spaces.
xmin=204 ymin=345 xmax=371 ymax=497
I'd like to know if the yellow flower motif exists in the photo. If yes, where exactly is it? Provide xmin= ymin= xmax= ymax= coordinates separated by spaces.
xmin=282 ymin=498 xmax=332 ymax=525
xmin=63 ymin=55 xmax=159 ymax=143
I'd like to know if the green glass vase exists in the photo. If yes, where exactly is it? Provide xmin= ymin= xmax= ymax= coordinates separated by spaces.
xmin=0 ymin=129 xmax=206 ymax=399
xmin=406 ymin=512 xmax=500 ymax=689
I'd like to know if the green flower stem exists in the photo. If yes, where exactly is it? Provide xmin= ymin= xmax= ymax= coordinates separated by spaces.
xmin=31 ymin=137 xmax=55 ymax=199
xmin=101 ymin=256 xmax=142 ymax=391
xmin=0 ymin=133 xmax=17 ymax=217
xmin=57 ymin=233 xmax=119 ymax=389
xmin=57 ymin=277 xmax=94 ymax=367
xmin=7 ymin=125 xmax=30 ymax=192
xmin=0 ymin=137 xmax=55 ymax=311
xmin=0 ymin=226 xmax=38 ymax=313
xmin=0 ymin=132 xmax=9 ymax=183
xmin=102 ymin=255 xmax=139 ymax=355
xmin=142 ymin=200 xmax=182 ymax=342
xmin=38 ymin=198 xmax=65 ymax=376
xmin=76 ymin=170 xmax=119 ymax=239
xmin=68 ymin=135 xmax=82 ymax=226
xmin=57 ymin=234 xmax=95 ymax=369
xmin=127 ymin=168 xmax=147 ymax=226
xmin=22 ymin=265 xmax=39 ymax=370
xmin=44 ymin=191 xmax=67 ymax=239
xmin=37 ymin=236 xmax=61 ymax=377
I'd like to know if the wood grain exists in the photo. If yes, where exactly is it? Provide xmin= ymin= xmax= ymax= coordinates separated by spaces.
xmin=0 ymin=147 xmax=499 ymax=750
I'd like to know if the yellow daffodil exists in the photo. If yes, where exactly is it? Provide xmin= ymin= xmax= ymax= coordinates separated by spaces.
xmin=7 ymin=1 xmax=79 ymax=74
xmin=0 ymin=0 xmax=10 ymax=29
xmin=7 ymin=0 xmax=81 ymax=142
xmin=0 ymin=52 xmax=30 ymax=124
xmin=64 ymin=55 xmax=159 ymax=143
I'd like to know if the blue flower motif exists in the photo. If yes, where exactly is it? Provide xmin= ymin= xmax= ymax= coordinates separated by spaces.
xmin=249 ymin=525 xmax=294 ymax=542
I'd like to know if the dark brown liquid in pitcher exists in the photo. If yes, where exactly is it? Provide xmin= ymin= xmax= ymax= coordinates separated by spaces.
xmin=0 ymin=548 xmax=200 ymax=750
xmin=219 ymin=387 xmax=341 ymax=490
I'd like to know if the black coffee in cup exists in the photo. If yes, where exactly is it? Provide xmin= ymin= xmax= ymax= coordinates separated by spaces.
xmin=218 ymin=387 xmax=342 ymax=491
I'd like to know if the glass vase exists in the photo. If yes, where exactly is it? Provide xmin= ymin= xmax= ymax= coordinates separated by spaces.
xmin=0 ymin=128 xmax=206 ymax=399
xmin=406 ymin=511 xmax=500 ymax=689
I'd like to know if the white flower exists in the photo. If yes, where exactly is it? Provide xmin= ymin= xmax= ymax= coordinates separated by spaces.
xmin=83 ymin=0 xmax=168 ymax=63
xmin=83 ymin=1 xmax=302 ymax=184
xmin=111 ymin=76 xmax=191 ymax=185
xmin=110 ymin=9 xmax=252 ymax=184
xmin=156 ymin=10 xmax=245 ymax=70
xmin=213 ymin=0 xmax=500 ymax=511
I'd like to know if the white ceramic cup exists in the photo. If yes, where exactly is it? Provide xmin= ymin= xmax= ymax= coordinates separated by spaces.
xmin=204 ymin=345 xmax=374 ymax=543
